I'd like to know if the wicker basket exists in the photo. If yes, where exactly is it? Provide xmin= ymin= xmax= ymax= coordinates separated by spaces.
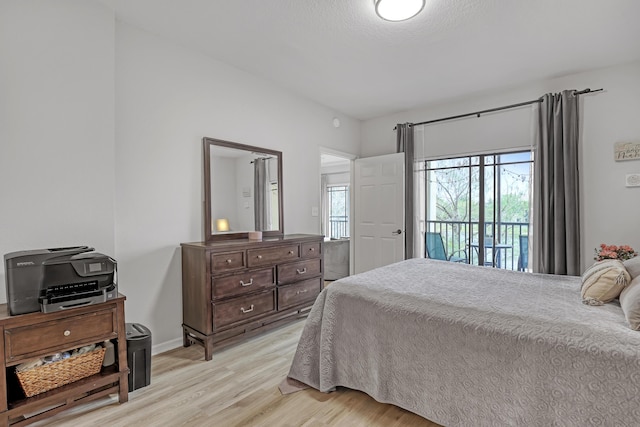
xmin=16 ymin=346 xmax=106 ymax=397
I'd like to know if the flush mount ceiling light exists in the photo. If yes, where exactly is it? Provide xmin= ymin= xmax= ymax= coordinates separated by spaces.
xmin=375 ymin=0 xmax=425 ymax=22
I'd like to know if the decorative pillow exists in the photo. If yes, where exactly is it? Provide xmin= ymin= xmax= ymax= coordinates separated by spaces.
xmin=620 ymin=276 xmax=640 ymax=330
xmin=623 ymin=257 xmax=640 ymax=280
xmin=581 ymin=259 xmax=630 ymax=305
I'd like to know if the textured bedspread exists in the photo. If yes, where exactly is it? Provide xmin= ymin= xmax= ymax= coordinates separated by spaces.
xmin=288 ymin=259 xmax=640 ymax=426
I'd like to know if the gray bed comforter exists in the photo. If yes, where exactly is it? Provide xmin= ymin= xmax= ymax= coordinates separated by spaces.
xmin=288 ymin=258 xmax=640 ymax=426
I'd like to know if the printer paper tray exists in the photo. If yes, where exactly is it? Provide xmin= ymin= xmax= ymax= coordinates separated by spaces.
xmin=40 ymin=289 xmax=108 ymax=313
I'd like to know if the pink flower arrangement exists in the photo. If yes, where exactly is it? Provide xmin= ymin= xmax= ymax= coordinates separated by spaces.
xmin=594 ymin=243 xmax=637 ymax=262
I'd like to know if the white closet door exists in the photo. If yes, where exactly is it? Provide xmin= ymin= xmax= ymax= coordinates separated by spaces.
xmin=353 ymin=153 xmax=405 ymax=274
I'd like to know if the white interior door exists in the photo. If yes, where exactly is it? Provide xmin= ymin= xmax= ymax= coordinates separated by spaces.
xmin=354 ymin=153 xmax=405 ymax=274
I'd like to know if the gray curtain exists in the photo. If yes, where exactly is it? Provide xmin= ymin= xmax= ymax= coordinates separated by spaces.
xmin=533 ymin=90 xmax=580 ymax=275
xmin=397 ymin=123 xmax=414 ymax=259
xmin=254 ymin=158 xmax=270 ymax=231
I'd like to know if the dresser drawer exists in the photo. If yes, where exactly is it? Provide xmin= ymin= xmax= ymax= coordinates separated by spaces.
xmin=212 ymin=268 xmax=275 ymax=300
xmin=213 ymin=291 xmax=275 ymax=329
xmin=277 ymin=278 xmax=321 ymax=310
xmin=277 ymin=258 xmax=322 ymax=284
xmin=301 ymin=241 xmax=322 ymax=258
xmin=4 ymin=308 xmax=117 ymax=363
xmin=211 ymin=251 xmax=245 ymax=273
xmin=247 ymin=244 xmax=299 ymax=267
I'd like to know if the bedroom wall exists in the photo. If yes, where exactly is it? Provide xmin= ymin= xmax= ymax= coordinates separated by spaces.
xmin=114 ymin=23 xmax=361 ymax=350
xmin=0 ymin=1 xmax=361 ymax=353
xmin=361 ymin=61 xmax=640 ymax=272
xmin=0 ymin=1 xmax=116 ymax=298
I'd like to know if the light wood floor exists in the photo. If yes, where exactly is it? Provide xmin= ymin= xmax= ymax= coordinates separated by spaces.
xmin=34 ymin=319 xmax=440 ymax=426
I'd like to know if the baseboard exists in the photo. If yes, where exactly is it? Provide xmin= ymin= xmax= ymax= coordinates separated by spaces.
xmin=152 ymin=337 xmax=183 ymax=356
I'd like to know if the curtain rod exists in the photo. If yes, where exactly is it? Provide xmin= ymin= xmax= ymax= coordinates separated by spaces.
xmin=394 ymin=88 xmax=603 ymax=130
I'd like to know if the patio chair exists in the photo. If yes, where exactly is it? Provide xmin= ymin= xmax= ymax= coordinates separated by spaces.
xmin=517 ymin=235 xmax=529 ymax=271
xmin=426 ymin=232 xmax=468 ymax=263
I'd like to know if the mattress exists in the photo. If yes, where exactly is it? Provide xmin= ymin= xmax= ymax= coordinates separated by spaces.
xmin=288 ymin=258 xmax=640 ymax=426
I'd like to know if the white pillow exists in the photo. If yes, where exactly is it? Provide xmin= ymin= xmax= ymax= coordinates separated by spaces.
xmin=623 ymin=257 xmax=640 ymax=280
xmin=620 ymin=276 xmax=640 ymax=330
xmin=581 ymin=259 xmax=630 ymax=306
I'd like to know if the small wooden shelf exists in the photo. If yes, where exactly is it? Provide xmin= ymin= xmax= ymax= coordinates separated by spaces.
xmin=0 ymin=296 xmax=129 ymax=427
xmin=8 ymin=365 xmax=120 ymax=409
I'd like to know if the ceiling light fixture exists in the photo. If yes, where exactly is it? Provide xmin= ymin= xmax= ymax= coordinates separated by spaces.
xmin=374 ymin=0 xmax=425 ymax=22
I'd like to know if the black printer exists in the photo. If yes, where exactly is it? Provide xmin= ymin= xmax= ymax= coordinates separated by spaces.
xmin=4 ymin=246 xmax=117 ymax=315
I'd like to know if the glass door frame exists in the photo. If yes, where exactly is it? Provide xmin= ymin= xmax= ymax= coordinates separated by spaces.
xmin=422 ymin=150 xmax=532 ymax=269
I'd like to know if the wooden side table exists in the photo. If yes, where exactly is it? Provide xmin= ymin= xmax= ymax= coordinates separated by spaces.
xmin=0 ymin=295 xmax=128 ymax=426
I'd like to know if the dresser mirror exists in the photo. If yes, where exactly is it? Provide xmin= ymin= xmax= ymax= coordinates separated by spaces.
xmin=203 ymin=137 xmax=284 ymax=242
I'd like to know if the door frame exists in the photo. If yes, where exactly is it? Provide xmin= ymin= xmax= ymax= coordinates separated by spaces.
xmin=319 ymin=147 xmax=357 ymax=275
xmin=422 ymin=149 xmax=533 ymax=269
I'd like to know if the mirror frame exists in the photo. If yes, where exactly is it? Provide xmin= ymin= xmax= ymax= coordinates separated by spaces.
xmin=203 ymin=137 xmax=284 ymax=242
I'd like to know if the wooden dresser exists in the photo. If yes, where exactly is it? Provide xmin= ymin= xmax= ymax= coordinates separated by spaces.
xmin=0 ymin=296 xmax=128 ymax=426
xmin=181 ymin=234 xmax=323 ymax=360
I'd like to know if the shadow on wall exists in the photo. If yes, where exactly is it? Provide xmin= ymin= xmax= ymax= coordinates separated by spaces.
xmin=119 ymin=246 xmax=182 ymax=350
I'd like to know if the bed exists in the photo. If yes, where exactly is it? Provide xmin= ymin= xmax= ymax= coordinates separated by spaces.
xmin=287 ymin=258 xmax=640 ymax=426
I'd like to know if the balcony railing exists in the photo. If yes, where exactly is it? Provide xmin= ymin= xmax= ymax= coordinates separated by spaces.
xmin=328 ymin=215 xmax=349 ymax=239
xmin=425 ymin=220 xmax=529 ymax=270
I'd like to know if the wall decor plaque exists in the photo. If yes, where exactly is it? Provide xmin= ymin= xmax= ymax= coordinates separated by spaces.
xmin=614 ymin=141 xmax=640 ymax=161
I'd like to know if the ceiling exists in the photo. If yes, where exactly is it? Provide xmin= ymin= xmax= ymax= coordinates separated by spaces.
xmin=98 ymin=0 xmax=640 ymax=121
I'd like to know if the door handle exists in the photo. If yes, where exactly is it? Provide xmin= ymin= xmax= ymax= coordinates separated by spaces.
xmin=392 ymin=229 xmax=402 ymax=235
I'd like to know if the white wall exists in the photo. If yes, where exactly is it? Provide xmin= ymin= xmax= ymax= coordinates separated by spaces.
xmin=362 ymin=61 xmax=640 ymax=271
xmin=113 ymin=23 xmax=361 ymax=350
xmin=0 ymin=1 xmax=115 ymax=297
xmin=0 ymin=1 xmax=361 ymax=353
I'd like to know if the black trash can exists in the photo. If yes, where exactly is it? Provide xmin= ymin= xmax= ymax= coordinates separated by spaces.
xmin=126 ymin=323 xmax=152 ymax=391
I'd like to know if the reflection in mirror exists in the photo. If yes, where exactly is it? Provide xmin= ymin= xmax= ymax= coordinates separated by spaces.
xmin=204 ymin=138 xmax=283 ymax=242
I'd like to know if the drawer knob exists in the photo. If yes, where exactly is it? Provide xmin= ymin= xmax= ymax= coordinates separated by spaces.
xmin=257 ymin=255 xmax=263 ymax=259
xmin=63 ymin=330 xmax=71 ymax=337
xmin=296 ymin=268 xmax=307 ymax=275
xmin=226 ymin=259 xmax=232 ymax=264
xmin=240 ymin=278 xmax=254 ymax=287
xmin=289 ymin=250 xmax=294 ymax=255
xmin=240 ymin=304 xmax=255 ymax=314
xmin=296 ymin=289 xmax=309 ymax=295
xmin=309 ymin=248 xmax=315 ymax=252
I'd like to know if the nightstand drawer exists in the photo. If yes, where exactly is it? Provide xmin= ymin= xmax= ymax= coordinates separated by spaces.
xmin=213 ymin=291 xmax=275 ymax=329
xmin=211 ymin=251 xmax=245 ymax=273
xmin=212 ymin=268 xmax=275 ymax=299
xmin=247 ymin=244 xmax=299 ymax=267
xmin=4 ymin=308 xmax=117 ymax=363
xmin=277 ymin=258 xmax=322 ymax=284
xmin=301 ymin=241 xmax=322 ymax=258
xmin=277 ymin=278 xmax=321 ymax=310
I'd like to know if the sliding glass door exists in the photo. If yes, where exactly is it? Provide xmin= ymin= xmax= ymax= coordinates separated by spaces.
xmin=419 ymin=151 xmax=532 ymax=270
